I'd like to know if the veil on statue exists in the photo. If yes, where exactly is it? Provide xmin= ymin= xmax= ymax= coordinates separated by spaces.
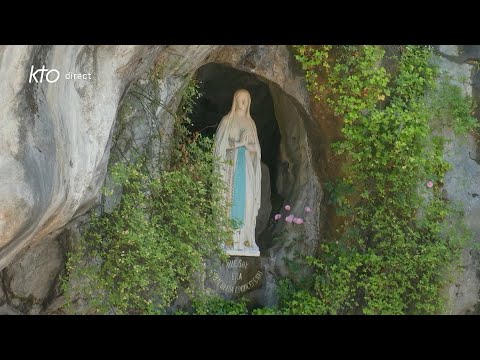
xmin=213 ymin=89 xmax=262 ymax=256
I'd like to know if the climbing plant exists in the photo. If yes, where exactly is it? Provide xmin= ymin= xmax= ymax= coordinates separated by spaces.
xmin=190 ymin=295 xmax=249 ymax=315
xmin=288 ymin=45 xmax=476 ymax=314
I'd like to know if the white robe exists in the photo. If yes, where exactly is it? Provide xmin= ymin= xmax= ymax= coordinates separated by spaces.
xmin=214 ymin=111 xmax=261 ymax=257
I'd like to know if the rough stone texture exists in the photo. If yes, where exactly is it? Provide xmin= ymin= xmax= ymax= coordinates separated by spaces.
xmin=441 ymin=129 xmax=480 ymax=314
xmin=0 ymin=45 xmax=220 ymax=313
xmin=0 ymin=304 xmax=21 ymax=315
xmin=207 ymin=46 xmax=311 ymax=116
xmin=461 ymin=46 xmax=480 ymax=60
xmin=0 ymin=273 xmax=20 ymax=314
xmin=42 ymin=220 xmax=95 ymax=315
xmin=438 ymin=45 xmax=460 ymax=58
xmin=0 ymin=45 xmax=167 ymax=271
xmin=256 ymin=163 xmax=272 ymax=238
xmin=2 ymin=234 xmax=65 ymax=313
xmin=433 ymin=54 xmax=473 ymax=97
xmin=0 ymin=45 xmax=220 ymax=265
xmin=432 ymin=46 xmax=480 ymax=314
xmin=435 ymin=45 xmax=480 ymax=64
xmin=0 ymin=273 xmax=5 ymax=305
xmin=268 ymin=83 xmax=322 ymax=275
xmin=102 ymin=65 xmax=191 ymax=213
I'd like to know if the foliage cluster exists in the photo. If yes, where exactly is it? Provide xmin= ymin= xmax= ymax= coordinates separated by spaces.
xmin=288 ymin=45 xmax=476 ymax=314
xmin=63 ymin=74 xmax=232 ymax=314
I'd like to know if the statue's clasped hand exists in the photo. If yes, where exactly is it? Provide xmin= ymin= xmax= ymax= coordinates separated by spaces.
xmin=239 ymin=131 xmax=250 ymax=146
xmin=239 ymin=131 xmax=256 ymax=153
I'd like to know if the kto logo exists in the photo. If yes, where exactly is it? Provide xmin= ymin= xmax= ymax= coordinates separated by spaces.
xmin=29 ymin=65 xmax=60 ymax=83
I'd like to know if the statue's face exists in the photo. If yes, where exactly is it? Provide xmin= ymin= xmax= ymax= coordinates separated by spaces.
xmin=235 ymin=92 xmax=249 ymax=112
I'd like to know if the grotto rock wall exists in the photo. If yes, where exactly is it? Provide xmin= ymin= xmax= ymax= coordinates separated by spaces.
xmin=0 ymin=45 xmax=323 ymax=312
xmin=0 ymin=45 xmax=166 ymax=271
xmin=435 ymin=45 xmax=480 ymax=314
xmin=1 ymin=45 xmax=478 ymax=314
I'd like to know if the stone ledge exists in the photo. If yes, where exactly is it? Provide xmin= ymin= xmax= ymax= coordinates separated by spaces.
xmin=226 ymin=249 xmax=260 ymax=257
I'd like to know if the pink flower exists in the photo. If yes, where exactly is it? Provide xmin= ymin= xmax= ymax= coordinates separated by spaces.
xmin=293 ymin=217 xmax=304 ymax=224
xmin=285 ymin=214 xmax=294 ymax=223
xmin=304 ymin=206 xmax=312 ymax=213
xmin=285 ymin=205 xmax=291 ymax=211
xmin=427 ymin=181 xmax=433 ymax=188
xmin=274 ymin=214 xmax=282 ymax=221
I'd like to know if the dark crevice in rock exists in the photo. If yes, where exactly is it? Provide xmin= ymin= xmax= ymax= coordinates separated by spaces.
xmin=434 ymin=45 xmax=480 ymax=65
xmin=0 ymin=270 xmax=8 ymax=306
xmin=41 ymin=229 xmax=71 ymax=312
xmin=1 ymin=268 xmax=14 ymax=309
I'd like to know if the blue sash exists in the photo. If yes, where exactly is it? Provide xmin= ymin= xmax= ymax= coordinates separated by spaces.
xmin=231 ymin=146 xmax=246 ymax=228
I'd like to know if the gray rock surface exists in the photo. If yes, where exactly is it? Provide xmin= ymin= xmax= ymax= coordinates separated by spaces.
xmin=432 ymin=46 xmax=480 ymax=314
xmin=268 ymin=83 xmax=322 ymax=278
xmin=256 ymin=163 xmax=272 ymax=238
xmin=0 ymin=273 xmax=5 ymax=306
xmin=0 ymin=45 xmax=166 ymax=271
xmin=436 ymin=45 xmax=480 ymax=64
xmin=0 ymin=304 xmax=21 ymax=315
xmin=3 ymin=234 xmax=64 ymax=313
xmin=442 ymin=129 xmax=480 ymax=314
xmin=438 ymin=45 xmax=460 ymax=58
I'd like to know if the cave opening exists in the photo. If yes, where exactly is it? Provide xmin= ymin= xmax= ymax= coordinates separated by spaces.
xmin=189 ymin=63 xmax=283 ymax=251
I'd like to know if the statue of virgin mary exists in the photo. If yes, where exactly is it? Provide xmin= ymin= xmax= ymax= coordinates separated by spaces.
xmin=214 ymin=89 xmax=261 ymax=257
